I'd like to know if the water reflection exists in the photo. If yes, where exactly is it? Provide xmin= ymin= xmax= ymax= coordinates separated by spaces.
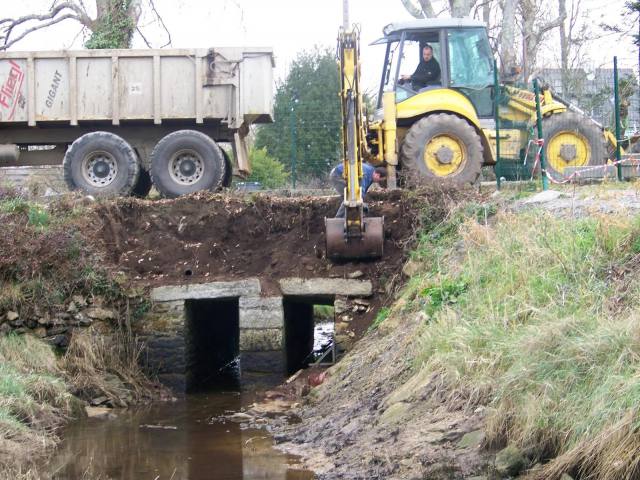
xmin=44 ymin=392 xmax=313 ymax=480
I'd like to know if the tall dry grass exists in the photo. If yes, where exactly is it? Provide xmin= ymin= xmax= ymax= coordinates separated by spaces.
xmin=62 ymin=324 xmax=155 ymax=406
xmin=406 ymin=207 xmax=640 ymax=478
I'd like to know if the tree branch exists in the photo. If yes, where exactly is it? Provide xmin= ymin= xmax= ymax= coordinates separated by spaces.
xmin=1 ymin=13 xmax=79 ymax=50
xmin=418 ymin=0 xmax=436 ymax=17
xmin=0 ymin=1 xmax=94 ymax=50
xmin=400 ymin=0 xmax=426 ymax=18
xmin=147 ymin=0 xmax=171 ymax=47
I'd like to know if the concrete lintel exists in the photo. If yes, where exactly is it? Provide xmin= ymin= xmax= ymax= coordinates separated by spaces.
xmin=239 ymin=296 xmax=284 ymax=329
xmin=151 ymin=279 xmax=261 ymax=302
xmin=279 ymin=277 xmax=373 ymax=297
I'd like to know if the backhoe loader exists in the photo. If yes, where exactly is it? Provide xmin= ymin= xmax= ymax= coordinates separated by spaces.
xmin=325 ymin=18 xmax=613 ymax=260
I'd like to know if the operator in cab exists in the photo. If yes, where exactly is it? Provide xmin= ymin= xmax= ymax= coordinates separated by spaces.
xmin=400 ymin=44 xmax=441 ymax=91
xmin=329 ymin=163 xmax=387 ymax=218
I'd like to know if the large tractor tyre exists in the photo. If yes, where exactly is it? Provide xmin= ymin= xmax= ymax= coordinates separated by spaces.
xmin=542 ymin=111 xmax=607 ymax=179
xmin=221 ymin=149 xmax=233 ymax=188
xmin=400 ymin=113 xmax=483 ymax=187
xmin=63 ymin=132 xmax=140 ymax=197
xmin=132 ymin=167 xmax=153 ymax=198
xmin=150 ymin=130 xmax=226 ymax=198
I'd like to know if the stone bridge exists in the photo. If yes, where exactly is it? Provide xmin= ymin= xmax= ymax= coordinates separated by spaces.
xmin=141 ymin=277 xmax=374 ymax=391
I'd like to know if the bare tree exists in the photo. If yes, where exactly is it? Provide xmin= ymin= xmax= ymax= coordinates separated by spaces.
xmin=450 ymin=0 xmax=476 ymax=17
xmin=499 ymin=0 xmax=518 ymax=76
xmin=520 ymin=0 xmax=565 ymax=82
xmin=400 ymin=0 xmax=437 ymax=18
xmin=0 ymin=0 xmax=170 ymax=51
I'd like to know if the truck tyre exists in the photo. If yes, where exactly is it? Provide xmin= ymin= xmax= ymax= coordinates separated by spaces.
xmin=400 ymin=113 xmax=483 ymax=186
xmin=150 ymin=130 xmax=225 ymax=198
xmin=221 ymin=149 xmax=233 ymax=188
xmin=132 ymin=168 xmax=153 ymax=198
xmin=63 ymin=132 xmax=140 ymax=197
xmin=542 ymin=111 xmax=607 ymax=179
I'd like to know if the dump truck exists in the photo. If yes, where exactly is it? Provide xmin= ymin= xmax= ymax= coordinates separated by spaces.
xmin=0 ymin=47 xmax=274 ymax=197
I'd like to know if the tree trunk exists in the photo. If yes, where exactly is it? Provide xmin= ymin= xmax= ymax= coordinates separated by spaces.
xmin=399 ymin=0 xmax=436 ymax=18
xmin=499 ymin=0 xmax=517 ymax=77
xmin=87 ymin=0 xmax=141 ymax=49
xmin=559 ymin=0 xmax=569 ymax=94
xmin=449 ymin=0 xmax=474 ymax=17
xmin=418 ymin=0 xmax=436 ymax=17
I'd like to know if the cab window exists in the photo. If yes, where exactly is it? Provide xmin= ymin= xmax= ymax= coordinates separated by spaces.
xmin=448 ymin=28 xmax=493 ymax=88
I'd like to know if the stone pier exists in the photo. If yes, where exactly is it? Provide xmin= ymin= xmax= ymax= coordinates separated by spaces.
xmin=141 ymin=277 xmax=373 ymax=391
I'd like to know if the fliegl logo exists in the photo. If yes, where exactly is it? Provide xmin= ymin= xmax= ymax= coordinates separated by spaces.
xmin=0 ymin=60 xmax=25 ymax=120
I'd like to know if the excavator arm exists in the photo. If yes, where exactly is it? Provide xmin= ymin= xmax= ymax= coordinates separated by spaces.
xmin=325 ymin=27 xmax=384 ymax=261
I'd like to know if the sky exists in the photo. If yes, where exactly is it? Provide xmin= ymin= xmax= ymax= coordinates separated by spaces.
xmin=3 ymin=0 xmax=637 ymax=92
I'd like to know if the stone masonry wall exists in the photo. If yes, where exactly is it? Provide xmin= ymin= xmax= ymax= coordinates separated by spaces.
xmin=144 ymin=277 xmax=373 ymax=392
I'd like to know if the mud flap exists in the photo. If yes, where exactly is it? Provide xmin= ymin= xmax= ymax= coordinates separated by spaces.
xmin=325 ymin=216 xmax=384 ymax=261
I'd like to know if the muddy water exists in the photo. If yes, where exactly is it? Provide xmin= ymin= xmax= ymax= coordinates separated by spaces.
xmin=43 ymin=392 xmax=314 ymax=480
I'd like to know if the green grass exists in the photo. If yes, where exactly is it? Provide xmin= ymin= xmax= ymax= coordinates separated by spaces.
xmin=313 ymin=305 xmax=334 ymax=321
xmin=404 ymin=207 xmax=640 ymax=478
xmin=0 ymin=334 xmax=74 ymax=472
xmin=368 ymin=307 xmax=391 ymax=332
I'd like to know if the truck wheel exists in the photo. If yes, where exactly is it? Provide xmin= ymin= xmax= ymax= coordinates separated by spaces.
xmin=221 ymin=149 xmax=233 ymax=188
xmin=400 ymin=113 xmax=483 ymax=186
xmin=63 ymin=132 xmax=140 ymax=197
xmin=132 ymin=168 xmax=153 ymax=198
xmin=150 ymin=130 xmax=225 ymax=198
xmin=542 ymin=112 xmax=607 ymax=179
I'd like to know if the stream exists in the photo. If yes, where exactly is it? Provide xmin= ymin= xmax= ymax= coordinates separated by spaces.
xmin=42 ymin=391 xmax=314 ymax=479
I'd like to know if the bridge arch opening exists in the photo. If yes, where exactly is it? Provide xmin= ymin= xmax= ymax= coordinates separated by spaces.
xmin=185 ymin=298 xmax=240 ymax=392
xmin=283 ymin=296 xmax=335 ymax=374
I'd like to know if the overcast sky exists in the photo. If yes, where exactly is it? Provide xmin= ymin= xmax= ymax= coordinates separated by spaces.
xmin=4 ymin=0 xmax=637 ymax=91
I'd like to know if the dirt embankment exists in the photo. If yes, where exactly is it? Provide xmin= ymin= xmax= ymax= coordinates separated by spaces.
xmin=92 ymin=188 xmax=470 ymax=335
xmin=271 ymin=310 xmax=489 ymax=480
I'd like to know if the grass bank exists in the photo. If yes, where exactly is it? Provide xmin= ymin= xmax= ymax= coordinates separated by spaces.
xmin=0 ymin=188 xmax=159 ymax=476
xmin=406 ymin=204 xmax=640 ymax=479
xmin=0 ymin=335 xmax=77 ymax=469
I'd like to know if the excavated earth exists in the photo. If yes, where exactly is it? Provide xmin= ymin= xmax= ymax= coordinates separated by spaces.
xmin=92 ymin=188 xmax=471 ymax=336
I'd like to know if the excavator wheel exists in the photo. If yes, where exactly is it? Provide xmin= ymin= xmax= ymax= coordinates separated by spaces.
xmin=325 ymin=217 xmax=384 ymax=261
xmin=400 ymin=113 xmax=483 ymax=187
xmin=542 ymin=112 xmax=607 ymax=179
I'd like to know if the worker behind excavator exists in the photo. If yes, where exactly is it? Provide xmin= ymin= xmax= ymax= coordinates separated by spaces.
xmin=400 ymin=44 xmax=441 ymax=91
xmin=328 ymin=163 xmax=387 ymax=218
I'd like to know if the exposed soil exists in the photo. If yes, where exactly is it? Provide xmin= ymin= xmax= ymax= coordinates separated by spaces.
xmin=92 ymin=188 xmax=472 ymax=336
xmin=267 ymin=310 xmax=491 ymax=480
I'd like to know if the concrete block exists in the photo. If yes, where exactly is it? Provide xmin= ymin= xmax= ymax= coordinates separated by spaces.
xmin=156 ymin=373 xmax=186 ymax=393
xmin=240 ymin=351 xmax=286 ymax=373
xmin=151 ymin=279 xmax=261 ymax=302
xmin=279 ymin=278 xmax=373 ymax=297
xmin=239 ymin=328 xmax=283 ymax=351
xmin=239 ymin=297 xmax=284 ymax=329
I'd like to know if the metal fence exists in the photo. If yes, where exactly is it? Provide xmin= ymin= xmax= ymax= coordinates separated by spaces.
xmin=495 ymin=58 xmax=639 ymax=191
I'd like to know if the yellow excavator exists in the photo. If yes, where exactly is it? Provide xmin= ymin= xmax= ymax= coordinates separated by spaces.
xmin=325 ymin=27 xmax=384 ymax=261
xmin=325 ymin=18 xmax=616 ymax=260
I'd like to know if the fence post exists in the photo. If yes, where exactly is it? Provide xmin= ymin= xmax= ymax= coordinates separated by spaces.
xmin=614 ymin=56 xmax=623 ymax=181
xmin=290 ymin=102 xmax=297 ymax=189
xmin=493 ymin=59 xmax=501 ymax=190
xmin=533 ymin=79 xmax=549 ymax=191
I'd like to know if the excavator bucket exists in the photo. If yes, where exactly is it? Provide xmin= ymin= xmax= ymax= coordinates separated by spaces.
xmin=325 ymin=216 xmax=384 ymax=261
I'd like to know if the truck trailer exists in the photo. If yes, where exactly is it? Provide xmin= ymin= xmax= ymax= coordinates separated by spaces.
xmin=0 ymin=47 xmax=274 ymax=197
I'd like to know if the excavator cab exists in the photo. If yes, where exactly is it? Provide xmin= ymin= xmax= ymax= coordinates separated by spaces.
xmin=374 ymin=20 xmax=495 ymax=117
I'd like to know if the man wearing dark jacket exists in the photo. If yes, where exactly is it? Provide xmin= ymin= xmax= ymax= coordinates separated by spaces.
xmin=401 ymin=44 xmax=441 ymax=91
